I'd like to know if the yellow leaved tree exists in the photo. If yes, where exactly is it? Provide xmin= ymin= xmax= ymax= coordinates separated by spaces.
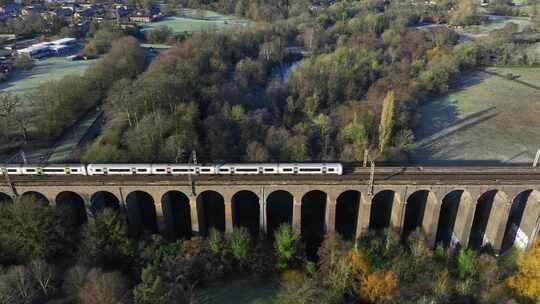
xmin=361 ymin=269 xmax=398 ymax=304
xmin=506 ymin=239 xmax=540 ymax=303
xmin=349 ymin=249 xmax=397 ymax=304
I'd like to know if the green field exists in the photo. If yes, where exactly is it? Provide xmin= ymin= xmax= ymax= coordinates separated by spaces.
xmin=0 ymin=56 xmax=93 ymax=100
xmin=460 ymin=16 xmax=530 ymax=34
xmin=0 ymin=54 xmax=95 ymax=163
xmin=412 ymin=67 xmax=540 ymax=164
xmin=140 ymin=9 xmax=248 ymax=34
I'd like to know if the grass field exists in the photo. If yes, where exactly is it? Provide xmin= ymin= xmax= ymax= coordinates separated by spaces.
xmin=460 ymin=16 xmax=530 ymax=34
xmin=140 ymin=9 xmax=248 ymax=34
xmin=412 ymin=67 xmax=540 ymax=164
xmin=0 ymin=56 xmax=93 ymax=101
xmin=0 ymin=52 xmax=95 ymax=163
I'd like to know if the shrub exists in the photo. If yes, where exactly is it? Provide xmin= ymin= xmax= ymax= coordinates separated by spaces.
xmin=79 ymin=269 xmax=129 ymax=304
xmin=63 ymin=264 xmax=90 ymax=298
xmin=360 ymin=269 xmax=397 ymax=304
xmin=176 ymin=237 xmax=224 ymax=284
xmin=456 ymin=248 xmax=477 ymax=280
xmin=0 ymin=196 xmax=71 ymax=262
xmin=274 ymin=224 xmax=301 ymax=271
xmin=79 ymin=209 xmax=134 ymax=271
xmin=208 ymin=228 xmax=223 ymax=255
xmin=0 ymin=260 xmax=58 ymax=304
xmin=226 ymin=228 xmax=251 ymax=268
xmin=273 ymin=275 xmax=321 ymax=304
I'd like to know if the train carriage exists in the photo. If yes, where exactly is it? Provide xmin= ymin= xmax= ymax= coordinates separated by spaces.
xmin=87 ymin=164 xmax=152 ymax=175
xmin=13 ymin=164 xmax=87 ymax=176
xmin=151 ymin=164 xmax=194 ymax=175
xmin=216 ymin=164 xmax=279 ymax=175
xmin=1 ymin=164 xmax=23 ymax=175
xmin=3 ymin=162 xmax=344 ymax=176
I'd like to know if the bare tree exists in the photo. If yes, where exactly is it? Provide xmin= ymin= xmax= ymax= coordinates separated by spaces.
xmin=378 ymin=91 xmax=395 ymax=155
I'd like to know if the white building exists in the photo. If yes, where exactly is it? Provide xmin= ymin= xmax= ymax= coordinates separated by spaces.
xmin=17 ymin=38 xmax=77 ymax=59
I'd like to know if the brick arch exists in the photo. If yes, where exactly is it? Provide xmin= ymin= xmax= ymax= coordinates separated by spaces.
xmin=0 ymin=192 xmax=13 ymax=204
xmin=404 ymin=190 xmax=439 ymax=244
xmin=502 ymin=190 xmax=540 ymax=251
xmin=436 ymin=189 xmax=474 ymax=248
xmin=335 ymin=190 xmax=361 ymax=240
xmin=20 ymin=191 xmax=49 ymax=205
xmin=126 ymin=190 xmax=158 ymax=237
xmin=161 ymin=190 xmax=191 ymax=240
xmin=231 ymin=190 xmax=260 ymax=236
xmin=196 ymin=190 xmax=225 ymax=236
xmin=55 ymin=191 xmax=87 ymax=226
xmin=90 ymin=191 xmax=121 ymax=215
xmin=469 ymin=189 xmax=510 ymax=251
xmin=301 ymin=190 xmax=327 ymax=260
xmin=266 ymin=190 xmax=294 ymax=237
xmin=370 ymin=189 xmax=403 ymax=231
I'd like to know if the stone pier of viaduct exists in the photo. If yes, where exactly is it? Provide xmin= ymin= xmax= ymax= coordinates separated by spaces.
xmin=1 ymin=167 xmax=540 ymax=252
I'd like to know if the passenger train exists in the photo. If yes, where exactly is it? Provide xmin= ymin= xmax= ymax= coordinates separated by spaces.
xmin=0 ymin=163 xmax=343 ymax=176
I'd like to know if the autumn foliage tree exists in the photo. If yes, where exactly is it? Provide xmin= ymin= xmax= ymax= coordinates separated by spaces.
xmin=361 ymin=269 xmax=398 ymax=304
xmin=506 ymin=239 xmax=540 ymax=303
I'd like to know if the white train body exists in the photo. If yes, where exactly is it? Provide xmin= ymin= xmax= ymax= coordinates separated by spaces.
xmin=2 ymin=164 xmax=87 ymax=175
xmin=2 ymin=163 xmax=343 ymax=176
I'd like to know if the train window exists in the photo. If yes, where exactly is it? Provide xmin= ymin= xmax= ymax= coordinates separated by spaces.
xmin=219 ymin=169 xmax=230 ymax=173
xmin=43 ymin=168 xmax=65 ymax=173
xmin=26 ymin=169 xmax=36 ymax=173
xmin=299 ymin=168 xmax=322 ymax=172
xmin=282 ymin=168 xmax=293 ymax=172
xmin=109 ymin=169 xmax=131 ymax=173
xmin=236 ymin=168 xmax=258 ymax=172
xmin=328 ymin=168 xmax=335 ymax=172
xmin=155 ymin=169 xmax=166 ymax=172
xmin=201 ymin=168 xmax=211 ymax=172
xmin=137 ymin=169 xmax=148 ymax=172
xmin=7 ymin=169 xmax=17 ymax=173
xmin=172 ymin=169 xmax=190 ymax=172
xmin=95 ymin=169 xmax=102 ymax=172
xmin=264 ymin=168 xmax=275 ymax=172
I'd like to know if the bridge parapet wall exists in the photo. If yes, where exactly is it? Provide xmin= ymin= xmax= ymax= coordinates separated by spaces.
xmin=1 ymin=179 xmax=539 ymax=252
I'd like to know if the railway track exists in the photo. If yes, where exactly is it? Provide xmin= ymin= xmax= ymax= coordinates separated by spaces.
xmin=5 ymin=166 xmax=540 ymax=185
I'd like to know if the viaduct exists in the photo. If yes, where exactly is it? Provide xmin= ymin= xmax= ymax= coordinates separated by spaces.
xmin=1 ymin=166 xmax=540 ymax=252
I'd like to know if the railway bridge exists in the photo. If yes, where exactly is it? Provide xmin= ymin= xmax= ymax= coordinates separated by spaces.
xmin=2 ymin=166 xmax=540 ymax=252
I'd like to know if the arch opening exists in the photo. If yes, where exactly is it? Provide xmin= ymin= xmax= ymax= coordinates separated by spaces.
xmin=301 ymin=190 xmax=327 ymax=261
xmin=336 ymin=190 xmax=360 ymax=240
xmin=19 ymin=191 xmax=49 ymax=205
xmin=162 ymin=191 xmax=192 ymax=241
xmin=370 ymin=190 xmax=396 ymax=230
xmin=403 ymin=190 xmax=431 ymax=238
xmin=266 ymin=190 xmax=293 ymax=238
xmin=435 ymin=190 xmax=464 ymax=247
xmin=469 ymin=190 xmax=506 ymax=250
xmin=90 ymin=191 xmax=120 ymax=215
xmin=196 ymin=191 xmax=225 ymax=237
xmin=501 ymin=190 xmax=538 ymax=251
xmin=126 ymin=191 xmax=158 ymax=237
xmin=0 ymin=192 xmax=13 ymax=204
xmin=55 ymin=191 xmax=87 ymax=227
xmin=232 ymin=190 xmax=260 ymax=236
